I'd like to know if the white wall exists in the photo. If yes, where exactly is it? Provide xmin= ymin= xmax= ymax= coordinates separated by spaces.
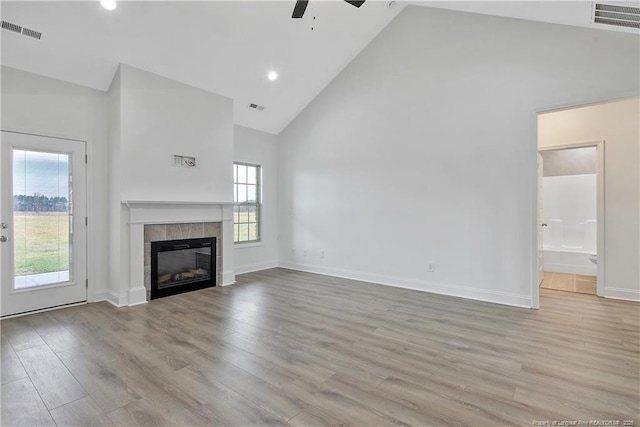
xmin=107 ymin=67 xmax=128 ymax=304
xmin=107 ymin=64 xmax=235 ymax=306
xmin=1 ymin=66 xmax=110 ymax=302
xmin=539 ymin=98 xmax=640 ymax=301
xmin=277 ymin=6 xmax=639 ymax=307
xmin=118 ymin=64 xmax=234 ymax=202
xmin=234 ymin=125 xmax=279 ymax=274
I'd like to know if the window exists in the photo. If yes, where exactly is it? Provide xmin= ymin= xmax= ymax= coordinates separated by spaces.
xmin=233 ymin=162 xmax=261 ymax=243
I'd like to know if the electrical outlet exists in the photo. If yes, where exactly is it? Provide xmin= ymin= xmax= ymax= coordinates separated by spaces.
xmin=320 ymin=251 xmax=325 ymax=259
xmin=303 ymin=250 xmax=308 ymax=257
xmin=428 ymin=263 xmax=435 ymax=273
xmin=291 ymin=249 xmax=295 ymax=256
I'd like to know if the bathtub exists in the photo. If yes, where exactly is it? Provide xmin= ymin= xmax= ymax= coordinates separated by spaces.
xmin=543 ymin=219 xmax=597 ymax=275
xmin=543 ymin=247 xmax=597 ymax=276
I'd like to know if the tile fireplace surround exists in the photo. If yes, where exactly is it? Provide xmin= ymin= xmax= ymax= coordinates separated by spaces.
xmin=122 ymin=201 xmax=235 ymax=306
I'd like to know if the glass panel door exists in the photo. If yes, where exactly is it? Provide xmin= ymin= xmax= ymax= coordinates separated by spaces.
xmin=13 ymin=150 xmax=72 ymax=289
xmin=1 ymin=131 xmax=87 ymax=317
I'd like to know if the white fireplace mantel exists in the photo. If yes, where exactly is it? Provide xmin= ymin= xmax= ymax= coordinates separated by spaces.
xmin=123 ymin=200 xmax=236 ymax=207
xmin=123 ymin=200 xmax=235 ymax=223
xmin=121 ymin=200 xmax=235 ymax=306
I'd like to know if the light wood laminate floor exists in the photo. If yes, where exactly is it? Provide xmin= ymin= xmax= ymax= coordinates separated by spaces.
xmin=1 ymin=268 xmax=638 ymax=426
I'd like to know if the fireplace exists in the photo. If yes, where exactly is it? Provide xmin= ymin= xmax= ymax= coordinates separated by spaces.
xmin=119 ymin=201 xmax=233 ymax=308
xmin=150 ymin=237 xmax=216 ymax=299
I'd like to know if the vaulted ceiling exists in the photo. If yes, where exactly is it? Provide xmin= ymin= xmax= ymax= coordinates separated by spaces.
xmin=1 ymin=1 xmax=637 ymax=134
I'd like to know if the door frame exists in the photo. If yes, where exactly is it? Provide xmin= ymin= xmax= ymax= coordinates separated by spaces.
xmin=0 ymin=129 xmax=89 ymax=316
xmin=1 ymin=127 xmax=101 ymax=305
xmin=537 ymin=152 xmax=544 ymax=287
xmin=530 ymin=92 xmax=637 ymax=309
xmin=537 ymin=140 xmax=605 ymax=299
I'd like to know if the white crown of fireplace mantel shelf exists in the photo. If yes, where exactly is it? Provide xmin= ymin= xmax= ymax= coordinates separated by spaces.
xmin=120 ymin=199 xmax=236 ymax=308
xmin=122 ymin=200 xmax=235 ymax=207
xmin=122 ymin=200 xmax=235 ymax=225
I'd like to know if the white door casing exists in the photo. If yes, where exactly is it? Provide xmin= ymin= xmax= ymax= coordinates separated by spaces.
xmin=537 ymin=140 xmax=605 ymax=298
xmin=538 ymin=153 xmax=544 ymax=286
xmin=1 ymin=131 xmax=87 ymax=317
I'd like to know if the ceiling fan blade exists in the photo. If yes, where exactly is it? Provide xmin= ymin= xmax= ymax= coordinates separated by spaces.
xmin=292 ymin=0 xmax=309 ymax=18
xmin=344 ymin=0 xmax=365 ymax=7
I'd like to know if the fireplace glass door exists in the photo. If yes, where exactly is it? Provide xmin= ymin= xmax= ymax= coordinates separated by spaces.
xmin=151 ymin=237 xmax=215 ymax=299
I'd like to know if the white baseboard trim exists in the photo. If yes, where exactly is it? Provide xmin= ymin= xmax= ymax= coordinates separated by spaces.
xmin=278 ymin=262 xmax=533 ymax=308
xmin=128 ymin=286 xmax=148 ymax=306
xmin=221 ymin=270 xmax=235 ymax=286
xmin=603 ymin=286 xmax=640 ymax=302
xmin=235 ymin=261 xmax=279 ymax=275
xmin=106 ymin=290 xmax=128 ymax=307
xmin=89 ymin=289 xmax=109 ymax=303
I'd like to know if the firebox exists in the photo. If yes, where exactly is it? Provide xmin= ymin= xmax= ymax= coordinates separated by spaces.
xmin=150 ymin=237 xmax=216 ymax=299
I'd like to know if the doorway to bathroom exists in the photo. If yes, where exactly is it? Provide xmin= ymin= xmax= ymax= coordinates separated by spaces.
xmin=537 ymin=142 xmax=603 ymax=296
xmin=534 ymin=96 xmax=639 ymax=306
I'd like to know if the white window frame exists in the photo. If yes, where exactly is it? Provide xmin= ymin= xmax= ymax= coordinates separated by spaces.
xmin=233 ymin=162 xmax=261 ymax=244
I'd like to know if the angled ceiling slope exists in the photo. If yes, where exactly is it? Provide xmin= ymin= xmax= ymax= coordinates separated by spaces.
xmin=0 ymin=1 xmax=403 ymax=135
xmin=1 ymin=1 xmax=637 ymax=134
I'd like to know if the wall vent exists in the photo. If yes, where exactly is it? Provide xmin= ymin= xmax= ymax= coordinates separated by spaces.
xmin=249 ymin=103 xmax=265 ymax=111
xmin=593 ymin=3 xmax=640 ymax=29
xmin=21 ymin=27 xmax=42 ymax=40
xmin=1 ymin=20 xmax=22 ymax=34
xmin=1 ymin=20 xmax=42 ymax=39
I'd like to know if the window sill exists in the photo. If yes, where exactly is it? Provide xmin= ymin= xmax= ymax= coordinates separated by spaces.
xmin=234 ymin=241 xmax=264 ymax=249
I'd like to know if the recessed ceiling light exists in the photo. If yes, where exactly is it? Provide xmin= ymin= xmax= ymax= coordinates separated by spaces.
xmin=267 ymin=71 xmax=278 ymax=81
xmin=100 ymin=0 xmax=117 ymax=11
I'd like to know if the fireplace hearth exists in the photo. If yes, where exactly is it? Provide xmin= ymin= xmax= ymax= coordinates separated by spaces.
xmin=150 ymin=237 xmax=216 ymax=299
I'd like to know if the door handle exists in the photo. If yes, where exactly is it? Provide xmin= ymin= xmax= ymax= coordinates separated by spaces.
xmin=0 ymin=236 xmax=8 ymax=242
xmin=540 ymin=223 xmax=548 ymax=227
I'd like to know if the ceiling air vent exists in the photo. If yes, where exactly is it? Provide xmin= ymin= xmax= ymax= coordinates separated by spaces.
xmin=249 ymin=103 xmax=265 ymax=111
xmin=1 ymin=20 xmax=43 ymax=39
xmin=593 ymin=3 xmax=640 ymax=29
